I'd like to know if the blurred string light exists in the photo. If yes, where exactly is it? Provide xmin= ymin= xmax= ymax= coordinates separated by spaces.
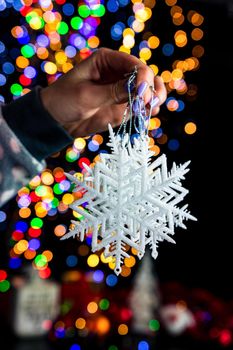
xmin=0 ymin=4 xmax=204 ymax=348
xmin=47 ymin=267 xmax=160 ymax=345
xmin=0 ymin=1 xmax=217 ymax=347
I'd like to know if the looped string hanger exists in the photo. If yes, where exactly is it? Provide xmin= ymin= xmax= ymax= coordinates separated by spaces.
xmin=116 ymin=66 xmax=155 ymax=143
xmin=116 ymin=65 xmax=137 ymax=140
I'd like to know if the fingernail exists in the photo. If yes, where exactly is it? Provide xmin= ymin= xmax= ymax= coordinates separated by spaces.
xmin=150 ymin=96 xmax=160 ymax=108
xmin=137 ymin=81 xmax=148 ymax=97
xmin=124 ymin=80 xmax=136 ymax=92
xmin=132 ymin=100 xmax=139 ymax=113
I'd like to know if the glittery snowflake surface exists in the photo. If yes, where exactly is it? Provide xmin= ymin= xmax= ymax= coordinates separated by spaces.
xmin=61 ymin=124 xmax=196 ymax=275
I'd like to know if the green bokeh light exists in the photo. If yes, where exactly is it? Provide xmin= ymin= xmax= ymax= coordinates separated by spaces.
xmin=21 ymin=44 xmax=35 ymax=58
xmin=30 ymin=217 xmax=43 ymax=229
xmin=149 ymin=319 xmax=160 ymax=331
xmin=78 ymin=4 xmax=91 ymax=18
xmin=57 ymin=21 xmax=69 ymax=35
xmin=0 ymin=280 xmax=10 ymax=293
xmin=70 ymin=16 xmax=83 ymax=30
xmin=99 ymin=298 xmax=110 ymax=310
xmin=10 ymin=83 xmax=23 ymax=96
xmin=35 ymin=254 xmax=47 ymax=268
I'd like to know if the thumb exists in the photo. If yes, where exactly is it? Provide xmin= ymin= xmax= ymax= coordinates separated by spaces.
xmin=89 ymin=78 xmax=130 ymax=107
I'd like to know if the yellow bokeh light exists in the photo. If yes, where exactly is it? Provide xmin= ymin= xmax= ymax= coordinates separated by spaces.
xmin=16 ymin=56 xmax=29 ymax=69
xmin=44 ymin=61 xmax=57 ymax=75
xmin=87 ymin=254 xmax=99 ymax=267
xmin=100 ymin=252 xmax=113 ymax=264
xmin=41 ymin=171 xmax=54 ymax=185
xmin=191 ymin=13 xmax=204 ymax=26
xmin=16 ymin=240 xmax=29 ymax=253
xmin=108 ymin=259 xmax=116 ymax=271
xmin=174 ymin=30 xmax=187 ymax=47
xmin=171 ymin=68 xmax=183 ymax=80
xmin=72 ymin=210 xmax=83 ymax=219
xmin=29 ymin=175 xmax=41 ymax=188
xmin=62 ymin=193 xmax=74 ymax=205
xmin=185 ymin=57 xmax=199 ymax=70
xmin=149 ymin=64 xmax=159 ymax=76
xmin=88 ymin=36 xmax=100 ymax=48
xmin=62 ymin=62 xmax=74 ymax=73
xmin=148 ymin=117 xmax=161 ymax=130
xmin=139 ymin=47 xmax=152 ymax=61
xmin=124 ymin=256 xmax=136 ymax=267
xmin=148 ymin=36 xmax=160 ymax=49
xmin=132 ymin=20 xmax=145 ymax=33
xmin=74 ymin=138 xmax=86 ymax=151
xmin=75 ymin=318 xmax=86 ymax=329
xmin=131 ymin=247 xmax=138 ymax=255
xmin=123 ymin=28 xmax=135 ymax=37
xmin=176 ymin=60 xmax=189 ymax=72
xmin=35 ymin=207 xmax=47 ymax=218
xmin=123 ymin=35 xmax=135 ymax=49
xmin=87 ymin=301 xmax=98 ymax=314
xmin=191 ymin=28 xmax=204 ymax=41
xmin=119 ymin=45 xmax=131 ymax=54
xmin=29 ymin=16 xmax=43 ymax=30
xmin=118 ymin=324 xmax=128 ymax=335
xmin=42 ymin=250 xmax=53 ymax=262
xmin=185 ymin=122 xmax=197 ymax=135
xmin=55 ymin=51 xmax=67 ymax=65
xmin=161 ymin=70 xmax=172 ymax=83
xmin=135 ymin=7 xmax=152 ymax=22
xmin=149 ymin=137 xmax=155 ymax=147
xmin=19 ymin=207 xmax=31 ymax=218
xmin=96 ymin=316 xmax=111 ymax=335
xmin=150 ymin=145 xmax=160 ymax=156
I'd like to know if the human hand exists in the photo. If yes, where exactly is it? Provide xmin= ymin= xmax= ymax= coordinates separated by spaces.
xmin=40 ymin=47 xmax=167 ymax=137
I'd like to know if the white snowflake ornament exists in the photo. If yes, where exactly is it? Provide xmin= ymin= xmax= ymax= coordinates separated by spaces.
xmin=61 ymin=67 xmax=196 ymax=275
xmin=61 ymin=124 xmax=196 ymax=275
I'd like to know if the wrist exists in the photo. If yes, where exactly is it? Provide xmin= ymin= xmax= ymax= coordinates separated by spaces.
xmin=40 ymin=86 xmax=60 ymax=124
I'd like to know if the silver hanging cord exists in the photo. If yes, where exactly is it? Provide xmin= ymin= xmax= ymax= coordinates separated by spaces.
xmin=116 ymin=66 xmax=154 ymax=142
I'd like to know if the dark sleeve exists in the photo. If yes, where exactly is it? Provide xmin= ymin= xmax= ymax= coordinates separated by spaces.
xmin=2 ymin=86 xmax=73 ymax=161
